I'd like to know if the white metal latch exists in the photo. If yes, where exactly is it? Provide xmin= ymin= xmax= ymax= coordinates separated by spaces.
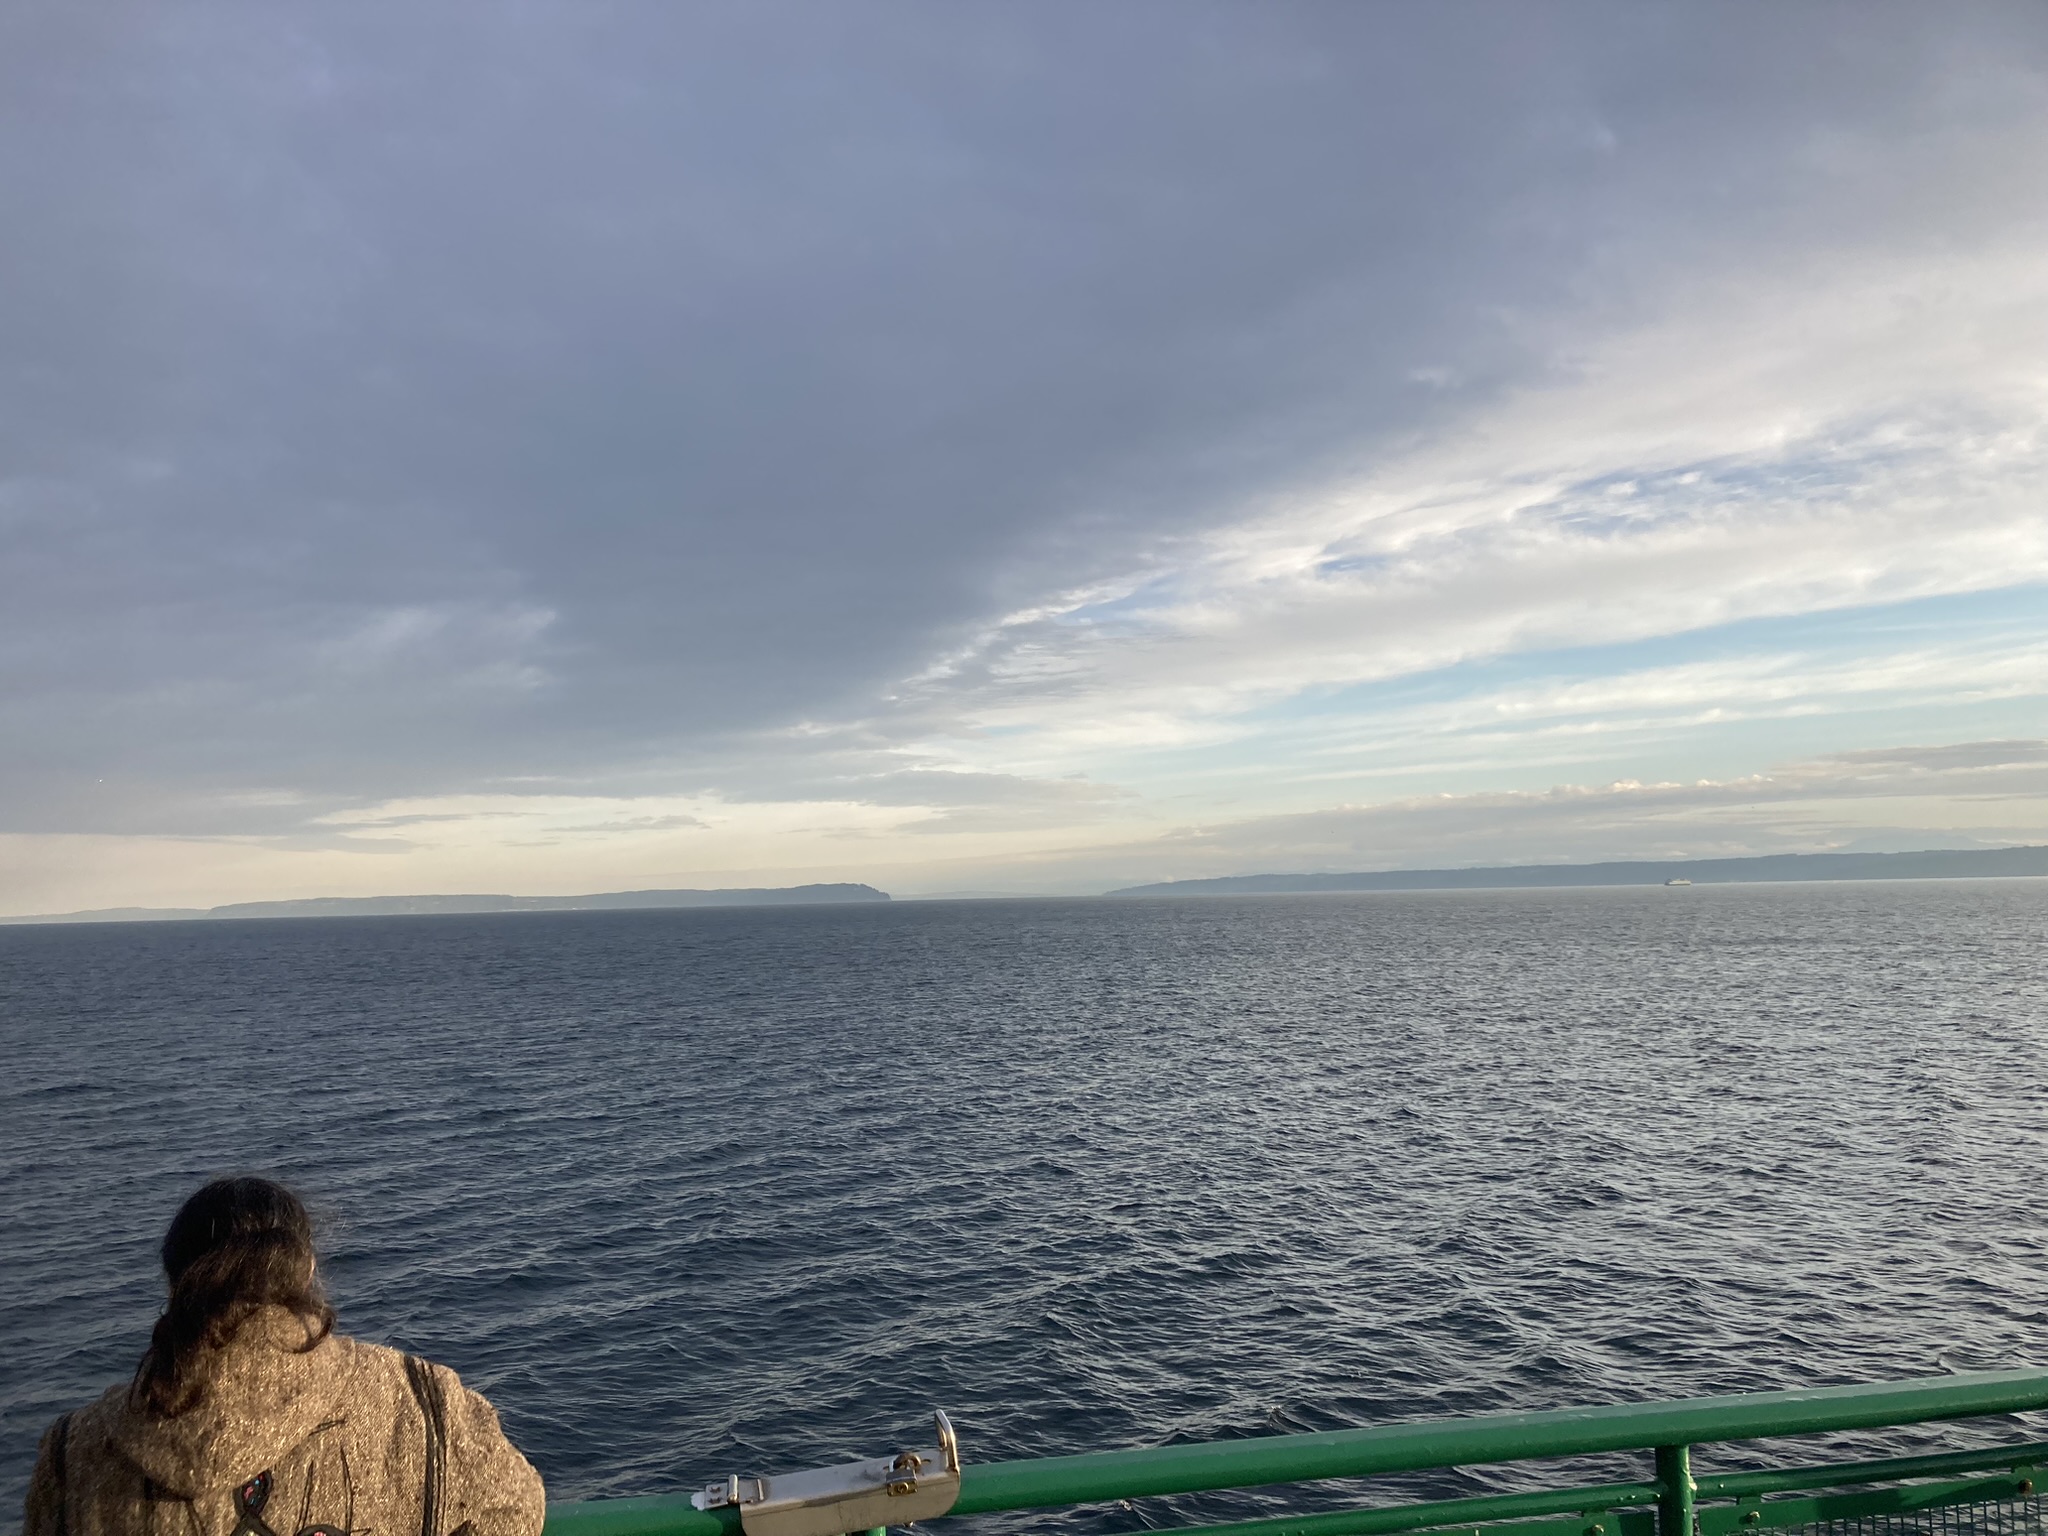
xmin=691 ymin=1412 xmax=962 ymax=1536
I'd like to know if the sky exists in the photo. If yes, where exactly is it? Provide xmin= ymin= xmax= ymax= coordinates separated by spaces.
xmin=4 ymin=1 xmax=2048 ymax=912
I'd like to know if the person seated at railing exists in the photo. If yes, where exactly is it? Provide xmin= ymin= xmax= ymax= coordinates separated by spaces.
xmin=23 ymin=1176 xmax=544 ymax=1536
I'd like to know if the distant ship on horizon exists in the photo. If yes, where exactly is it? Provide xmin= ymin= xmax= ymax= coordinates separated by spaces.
xmin=1665 ymin=877 xmax=1693 ymax=886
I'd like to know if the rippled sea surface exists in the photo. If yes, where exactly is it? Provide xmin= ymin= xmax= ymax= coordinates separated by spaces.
xmin=6 ymin=884 xmax=2048 ymax=1535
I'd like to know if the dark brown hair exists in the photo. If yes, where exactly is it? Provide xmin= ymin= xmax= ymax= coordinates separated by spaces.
xmin=132 ymin=1177 xmax=337 ymax=1417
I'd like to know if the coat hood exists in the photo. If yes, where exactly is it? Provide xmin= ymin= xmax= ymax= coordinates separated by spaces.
xmin=105 ymin=1308 xmax=347 ymax=1499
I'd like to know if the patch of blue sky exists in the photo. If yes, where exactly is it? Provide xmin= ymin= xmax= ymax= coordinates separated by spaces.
xmin=1100 ymin=675 xmax=2048 ymax=822
xmin=1245 ymin=581 xmax=2048 ymax=728
xmin=1533 ymin=428 xmax=1943 ymax=537
xmin=1044 ymin=575 xmax=1184 ymax=630
xmin=1060 ymin=579 xmax=2047 ymax=813
xmin=1061 ymin=581 xmax=2042 ymax=814
xmin=1313 ymin=551 xmax=1396 ymax=578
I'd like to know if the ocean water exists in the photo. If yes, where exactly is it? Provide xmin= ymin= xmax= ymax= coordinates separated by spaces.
xmin=4 ymin=883 xmax=2047 ymax=1535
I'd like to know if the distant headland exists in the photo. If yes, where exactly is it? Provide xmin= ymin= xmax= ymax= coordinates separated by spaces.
xmin=1107 ymin=845 xmax=2048 ymax=898
xmin=1 ymin=883 xmax=891 ymax=926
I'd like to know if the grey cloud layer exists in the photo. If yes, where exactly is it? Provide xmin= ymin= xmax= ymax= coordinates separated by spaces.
xmin=5 ymin=2 xmax=2047 ymax=836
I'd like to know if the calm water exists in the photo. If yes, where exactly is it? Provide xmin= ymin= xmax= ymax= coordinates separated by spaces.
xmin=4 ymin=884 xmax=2047 ymax=1534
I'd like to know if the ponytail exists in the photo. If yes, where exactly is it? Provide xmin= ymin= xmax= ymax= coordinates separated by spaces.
xmin=132 ymin=1178 xmax=336 ymax=1417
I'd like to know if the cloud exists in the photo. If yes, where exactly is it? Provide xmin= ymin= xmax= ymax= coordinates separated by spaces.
xmin=1177 ymin=738 xmax=2048 ymax=857
xmin=9 ymin=736 xmax=2039 ymax=916
xmin=6 ymin=3 xmax=2048 ymax=906
xmin=886 ymin=249 xmax=2048 ymax=774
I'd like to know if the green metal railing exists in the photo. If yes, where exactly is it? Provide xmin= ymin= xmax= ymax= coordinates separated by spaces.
xmin=545 ymin=1368 xmax=2048 ymax=1536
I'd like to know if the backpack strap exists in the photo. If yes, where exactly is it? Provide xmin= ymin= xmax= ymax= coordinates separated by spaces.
xmin=401 ymin=1356 xmax=448 ymax=1536
xmin=48 ymin=1412 xmax=74 ymax=1536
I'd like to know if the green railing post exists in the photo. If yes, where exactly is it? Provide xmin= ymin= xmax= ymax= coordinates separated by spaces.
xmin=1655 ymin=1445 xmax=1695 ymax=1536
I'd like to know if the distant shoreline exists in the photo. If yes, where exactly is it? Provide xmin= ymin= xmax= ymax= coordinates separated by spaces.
xmin=0 ymin=883 xmax=891 ymax=927
xmin=13 ymin=851 xmax=2047 ymax=924
xmin=1106 ymin=845 xmax=2048 ymax=898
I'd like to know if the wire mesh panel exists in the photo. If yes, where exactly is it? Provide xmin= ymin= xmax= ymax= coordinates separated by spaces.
xmin=1772 ymin=1492 xmax=2047 ymax=1536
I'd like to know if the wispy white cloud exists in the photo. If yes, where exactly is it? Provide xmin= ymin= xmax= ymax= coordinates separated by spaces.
xmin=1260 ymin=634 xmax=2048 ymax=787
xmin=892 ymin=241 xmax=2048 ymax=777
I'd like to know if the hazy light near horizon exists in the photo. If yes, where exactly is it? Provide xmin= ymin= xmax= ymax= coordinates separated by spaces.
xmin=3 ymin=2 xmax=2047 ymax=912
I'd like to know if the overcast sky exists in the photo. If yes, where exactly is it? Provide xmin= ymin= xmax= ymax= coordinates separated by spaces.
xmin=5 ymin=1 xmax=2048 ymax=910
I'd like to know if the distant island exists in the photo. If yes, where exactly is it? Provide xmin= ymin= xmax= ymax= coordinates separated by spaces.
xmin=2 ymin=883 xmax=890 ymax=926
xmin=1107 ymin=845 xmax=2048 ymax=897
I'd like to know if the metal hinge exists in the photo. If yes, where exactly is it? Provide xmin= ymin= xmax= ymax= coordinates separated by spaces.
xmin=692 ymin=1412 xmax=962 ymax=1536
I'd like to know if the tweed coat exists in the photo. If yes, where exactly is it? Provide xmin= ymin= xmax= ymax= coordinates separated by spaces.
xmin=23 ymin=1309 xmax=544 ymax=1536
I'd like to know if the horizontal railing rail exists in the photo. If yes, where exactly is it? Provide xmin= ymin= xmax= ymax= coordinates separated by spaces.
xmin=545 ymin=1368 xmax=2048 ymax=1536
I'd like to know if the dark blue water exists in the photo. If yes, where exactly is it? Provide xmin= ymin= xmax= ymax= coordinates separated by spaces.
xmin=5 ymin=885 xmax=2047 ymax=1536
